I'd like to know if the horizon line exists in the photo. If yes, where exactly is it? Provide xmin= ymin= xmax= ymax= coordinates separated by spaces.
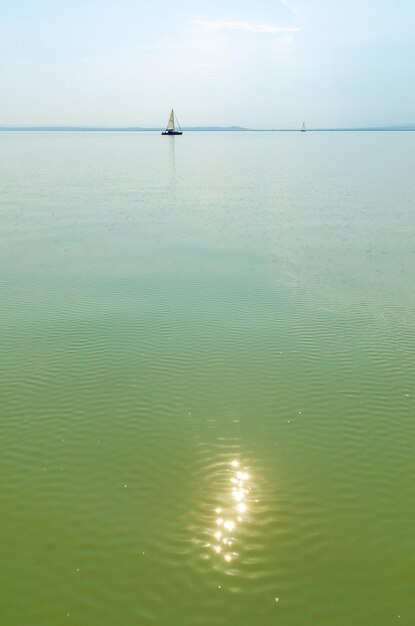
xmin=1 ymin=124 xmax=415 ymax=132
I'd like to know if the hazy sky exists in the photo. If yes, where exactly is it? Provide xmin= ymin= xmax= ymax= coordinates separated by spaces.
xmin=1 ymin=0 xmax=414 ymax=127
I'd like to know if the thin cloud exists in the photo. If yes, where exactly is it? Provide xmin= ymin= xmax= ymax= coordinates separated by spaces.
xmin=195 ymin=20 xmax=301 ymax=34
xmin=279 ymin=0 xmax=299 ymax=16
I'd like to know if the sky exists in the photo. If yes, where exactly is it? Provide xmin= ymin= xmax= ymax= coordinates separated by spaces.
xmin=1 ymin=0 xmax=414 ymax=128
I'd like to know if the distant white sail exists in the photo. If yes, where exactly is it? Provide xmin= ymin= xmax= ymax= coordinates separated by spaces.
xmin=167 ymin=110 xmax=175 ymax=131
xmin=161 ymin=108 xmax=182 ymax=135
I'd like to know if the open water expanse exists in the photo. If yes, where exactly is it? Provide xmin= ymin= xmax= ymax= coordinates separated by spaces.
xmin=1 ymin=131 xmax=414 ymax=625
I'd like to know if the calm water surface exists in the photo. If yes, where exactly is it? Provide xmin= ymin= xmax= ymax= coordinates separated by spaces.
xmin=1 ymin=132 xmax=414 ymax=625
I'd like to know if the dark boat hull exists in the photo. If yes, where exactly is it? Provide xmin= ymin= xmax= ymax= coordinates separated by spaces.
xmin=161 ymin=130 xmax=183 ymax=135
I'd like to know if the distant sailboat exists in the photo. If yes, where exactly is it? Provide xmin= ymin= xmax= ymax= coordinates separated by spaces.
xmin=300 ymin=121 xmax=306 ymax=132
xmin=161 ymin=109 xmax=183 ymax=135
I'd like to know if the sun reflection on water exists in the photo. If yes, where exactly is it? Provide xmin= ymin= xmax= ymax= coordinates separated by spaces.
xmin=208 ymin=459 xmax=254 ymax=563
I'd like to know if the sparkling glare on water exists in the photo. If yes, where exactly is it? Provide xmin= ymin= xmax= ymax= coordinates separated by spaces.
xmin=209 ymin=461 xmax=253 ymax=563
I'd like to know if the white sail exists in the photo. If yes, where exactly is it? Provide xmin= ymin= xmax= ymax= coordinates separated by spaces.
xmin=161 ymin=108 xmax=182 ymax=135
xmin=166 ymin=110 xmax=175 ymax=131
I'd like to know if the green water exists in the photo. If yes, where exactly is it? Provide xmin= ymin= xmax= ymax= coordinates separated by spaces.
xmin=1 ymin=131 xmax=414 ymax=625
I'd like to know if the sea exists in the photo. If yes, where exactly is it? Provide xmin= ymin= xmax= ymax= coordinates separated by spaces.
xmin=1 ymin=131 xmax=414 ymax=626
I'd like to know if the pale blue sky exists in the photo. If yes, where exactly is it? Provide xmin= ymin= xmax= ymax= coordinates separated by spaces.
xmin=1 ymin=0 xmax=414 ymax=127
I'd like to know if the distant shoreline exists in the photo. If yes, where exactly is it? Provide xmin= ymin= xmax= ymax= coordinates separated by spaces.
xmin=1 ymin=126 xmax=414 ymax=132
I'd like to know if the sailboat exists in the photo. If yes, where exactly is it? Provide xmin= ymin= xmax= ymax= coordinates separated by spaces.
xmin=300 ymin=121 xmax=306 ymax=132
xmin=161 ymin=109 xmax=183 ymax=135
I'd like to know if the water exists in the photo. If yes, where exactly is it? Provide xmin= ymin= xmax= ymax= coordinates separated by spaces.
xmin=1 ymin=131 xmax=414 ymax=625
